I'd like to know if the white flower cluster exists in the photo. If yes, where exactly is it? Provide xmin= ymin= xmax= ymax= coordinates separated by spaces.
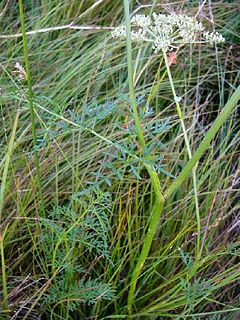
xmin=203 ymin=31 xmax=225 ymax=46
xmin=111 ymin=25 xmax=126 ymax=38
xmin=131 ymin=28 xmax=148 ymax=42
xmin=111 ymin=12 xmax=225 ymax=52
xmin=131 ymin=14 xmax=151 ymax=28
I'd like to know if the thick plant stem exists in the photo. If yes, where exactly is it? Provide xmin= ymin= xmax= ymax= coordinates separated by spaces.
xmin=123 ymin=0 xmax=165 ymax=313
xmin=127 ymin=197 xmax=165 ymax=313
xmin=19 ymin=0 xmax=45 ymax=215
xmin=165 ymin=85 xmax=240 ymax=199
xmin=162 ymin=50 xmax=201 ymax=261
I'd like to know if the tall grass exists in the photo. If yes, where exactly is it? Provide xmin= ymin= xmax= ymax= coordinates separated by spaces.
xmin=0 ymin=1 xmax=239 ymax=319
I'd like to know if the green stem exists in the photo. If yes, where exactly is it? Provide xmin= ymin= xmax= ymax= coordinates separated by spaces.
xmin=0 ymin=228 xmax=8 ymax=311
xmin=128 ymin=197 xmax=165 ymax=313
xmin=192 ymin=166 xmax=201 ymax=261
xmin=124 ymin=0 xmax=145 ymax=149
xmin=123 ymin=0 xmax=165 ymax=313
xmin=162 ymin=50 xmax=192 ymax=156
xmin=165 ymin=85 xmax=240 ymax=199
xmin=19 ymin=0 xmax=45 ymax=216
xmin=162 ymin=50 xmax=201 ymax=261
xmin=0 ymin=110 xmax=20 ymax=223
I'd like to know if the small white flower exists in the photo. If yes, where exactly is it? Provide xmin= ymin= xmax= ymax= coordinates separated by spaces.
xmin=179 ymin=29 xmax=195 ymax=43
xmin=153 ymin=13 xmax=173 ymax=26
xmin=131 ymin=28 xmax=148 ymax=42
xmin=153 ymin=38 xmax=172 ymax=53
xmin=111 ymin=25 xmax=126 ymax=38
xmin=203 ymin=31 xmax=225 ymax=45
xmin=174 ymin=96 xmax=182 ymax=104
xmin=176 ymin=15 xmax=204 ymax=33
xmin=131 ymin=14 xmax=151 ymax=28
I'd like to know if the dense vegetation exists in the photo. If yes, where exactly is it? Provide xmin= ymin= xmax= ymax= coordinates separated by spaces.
xmin=0 ymin=1 xmax=239 ymax=319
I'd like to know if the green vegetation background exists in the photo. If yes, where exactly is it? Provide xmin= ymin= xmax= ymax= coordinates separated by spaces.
xmin=0 ymin=1 xmax=239 ymax=319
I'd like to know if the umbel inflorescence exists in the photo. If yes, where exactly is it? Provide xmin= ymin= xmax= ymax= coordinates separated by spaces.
xmin=111 ymin=13 xmax=225 ymax=52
